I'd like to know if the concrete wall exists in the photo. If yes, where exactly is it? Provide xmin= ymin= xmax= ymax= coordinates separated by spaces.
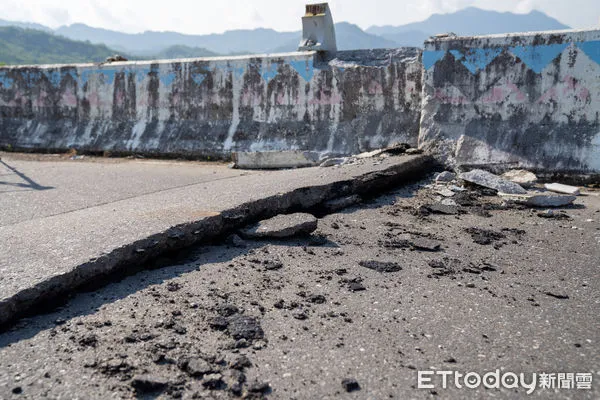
xmin=419 ymin=29 xmax=600 ymax=175
xmin=0 ymin=49 xmax=422 ymax=158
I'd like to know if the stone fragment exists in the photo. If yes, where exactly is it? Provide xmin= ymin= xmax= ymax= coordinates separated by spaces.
xmin=499 ymin=193 xmax=576 ymax=207
xmin=465 ymin=228 xmax=506 ymax=245
xmin=131 ymin=375 xmax=169 ymax=393
xmin=544 ymin=183 xmax=581 ymax=196
xmin=342 ymin=378 xmax=361 ymax=392
xmin=425 ymin=203 xmax=459 ymax=215
xmin=241 ymin=213 xmax=318 ymax=239
xmin=435 ymin=171 xmax=456 ymax=183
xmin=348 ymin=282 xmax=366 ymax=292
xmin=227 ymin=315 xmax=264 ymax=341
xmin=186 ymin=357 xmax=214 ymax=377
xmin=359 ymin=260 xmax=402 ymax=273
xmin=202 ymin=373 xmax=224 ymax=389
xmin=460 ymin=169 xmax=527 ymax=194
xmin=229 ymin=355 xmax=252 ymax=370
xmin=537 ymin=210 xmax=571 ymax=220
xmin=248 ymin=381 xmax=271 ymax=393
xmin=409 ymin=237 xmax=441 ymax=252
xmin=502 ymin=170 xmax=538 ymax=188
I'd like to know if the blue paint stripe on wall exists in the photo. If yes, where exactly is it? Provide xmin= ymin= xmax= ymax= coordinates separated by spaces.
xmin=509 ymin=43 xmax=568 ymax=74
xmin=261 ymin=63 xmax=279 ymax=83
xmin=79 ymin=69 xmax=117 ymax=85
xmin=289 ymin=59 xmax=314 ymax=82
xmin=423 ymin=51 xmax=446 ymax=70
xmin=0 ymin=71 xmax=14 ymax=89
xmin=578 ymin=40 xmax=600 ymax=65
xmin=192 ymin=73 xmax=206 ymax=85
xmin=450 ymin=48 xmax=503 ymax=74
xmin=159 ymin=72 xmax=176 ymax=87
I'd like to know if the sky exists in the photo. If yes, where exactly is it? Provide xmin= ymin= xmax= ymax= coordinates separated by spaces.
xmin=1 ymin=0 xmax=599 ymax=34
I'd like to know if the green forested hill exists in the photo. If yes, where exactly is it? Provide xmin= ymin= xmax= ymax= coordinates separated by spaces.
xmin=0 ymin=26 xmax=123 ymax=65
xmin=0 ymin=27 xmax=221 ymax=65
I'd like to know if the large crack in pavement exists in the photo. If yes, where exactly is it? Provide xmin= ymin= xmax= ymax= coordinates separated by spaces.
xmin=0 ymin=155 xmax=435 ymax=328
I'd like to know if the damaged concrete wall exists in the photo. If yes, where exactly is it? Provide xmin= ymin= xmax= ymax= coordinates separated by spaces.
xmin=0 ymin=49 xmax=422 ymax=158
xmin=419 ymin=29 xmax=600 ymax=175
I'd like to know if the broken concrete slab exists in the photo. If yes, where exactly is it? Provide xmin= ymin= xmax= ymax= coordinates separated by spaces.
xmin=355 ymin=149 xmax=387 ymax=159
xmin=232 ymin=151 xmax=320 ymax=170
xmin=0 ymin=154 xmax=435 ymax=326
xmin=355 ymin=144 xmax=411 ymax=159
xmin=499 ymin=193 xmax=577 ymax=207
xmin=502 ymin=170 xmax=538 ymax=188
xmin=320 ymin=158 xmax=348 ymax=168
xmin=544 ymin=183 xmax=581 ymax=196
xmin=460 ymin=169 xmax=527 ymax=195
xmin=240 ymin=213 xmax=318 ymax=239
xmin=405 ymin=148 xmax=423 ymax=155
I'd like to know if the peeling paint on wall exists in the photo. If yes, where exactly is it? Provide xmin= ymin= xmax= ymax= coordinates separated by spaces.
xmin=0 ymin=49 xmax=422 ymax=158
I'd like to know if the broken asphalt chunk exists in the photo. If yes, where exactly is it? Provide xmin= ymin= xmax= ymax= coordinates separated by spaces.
xmin=460 ymin=169 xmax=527 ymax=195
xmin=501 ymin=170 xmax=538 ymax=188
xmin=186 ymin=357 xmax=215 ymax=377
xmin=240 ymin=213 xmax=318 ymax=239
xmin=131 ymin=375 xmax=169 ymax=393
xmin=544 ymin=183 xmax=581 ymax=196
xmin=342 ymin=378 xmax=361 ymax=392
xmin=409 ymin=237 xmax=441 ymax=252
xmin=499 ymin=193 xmax=576 ymax=207
xmin=227 ymin=315 xmax=264 ymax=341
xmin=424 ymin=203 xmax=459 ymax=215
xmin=348 ymin=281 xmax=366 ymax=292
xmin=359 ymin=260 xmax=402 ymax=273
xmin=465 ymin=228 xmax=506 ymax=246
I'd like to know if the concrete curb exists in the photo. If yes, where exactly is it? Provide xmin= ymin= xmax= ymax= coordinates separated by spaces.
xmin=0 ymin=155 xmax=435 ymax=327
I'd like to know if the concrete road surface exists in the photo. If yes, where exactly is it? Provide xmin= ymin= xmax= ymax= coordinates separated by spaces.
xmin=0 ymin=173 xmax=597 ymax=399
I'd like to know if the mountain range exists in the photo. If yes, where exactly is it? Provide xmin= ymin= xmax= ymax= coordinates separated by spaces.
xmin=367 ymin=7 xmax=570 ymax=47
xmin=0 ymin=8 xmax=572 ymax=65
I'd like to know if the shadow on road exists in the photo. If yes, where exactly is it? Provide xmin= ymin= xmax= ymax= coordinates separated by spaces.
xmin=0 ymin=159 xmax=54 ymax=192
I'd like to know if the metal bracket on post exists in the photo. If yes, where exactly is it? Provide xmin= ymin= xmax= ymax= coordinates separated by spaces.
xmin=298 ymin=3 xmax=337 ymax=56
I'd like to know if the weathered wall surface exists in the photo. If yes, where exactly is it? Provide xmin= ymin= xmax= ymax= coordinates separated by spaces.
xmin=419 ymin=29 xmax=600 ymax=174
xmin=0 ymin=49 xmax=422 ymax=158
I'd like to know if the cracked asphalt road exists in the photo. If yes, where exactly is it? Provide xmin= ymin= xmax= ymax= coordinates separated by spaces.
xmin=0 ymin=178 xmax=598 ymax=399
